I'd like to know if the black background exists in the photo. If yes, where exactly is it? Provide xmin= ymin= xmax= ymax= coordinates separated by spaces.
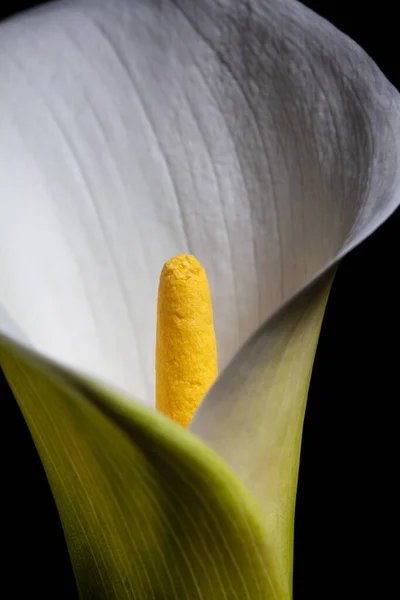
xmin=1 ymin=2 xmax=398 ymax=598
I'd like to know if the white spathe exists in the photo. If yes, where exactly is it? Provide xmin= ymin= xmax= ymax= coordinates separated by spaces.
xmin=0 ymin=0 xmax=399 ymax=406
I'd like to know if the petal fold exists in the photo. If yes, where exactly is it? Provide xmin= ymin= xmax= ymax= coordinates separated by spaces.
xmin=190 ymin=270 xmax=335 ymax=597
xmin=1 ymin=332 xmax=277 ymax=600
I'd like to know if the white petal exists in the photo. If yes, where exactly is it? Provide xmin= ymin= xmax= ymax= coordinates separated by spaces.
xmin=1 ymin=0 xmax=399 ymax=406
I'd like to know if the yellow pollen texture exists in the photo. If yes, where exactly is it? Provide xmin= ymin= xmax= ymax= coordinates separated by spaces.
xmin=156 ymin=254 xmax=218 ymax=427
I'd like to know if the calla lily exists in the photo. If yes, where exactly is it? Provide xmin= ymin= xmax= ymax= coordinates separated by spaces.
xmin=1 ymin=0 xmax=399 ymax=598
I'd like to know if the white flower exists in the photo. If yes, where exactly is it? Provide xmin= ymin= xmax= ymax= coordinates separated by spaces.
xmin=1 ymin=1 xmax=399 ymax=599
